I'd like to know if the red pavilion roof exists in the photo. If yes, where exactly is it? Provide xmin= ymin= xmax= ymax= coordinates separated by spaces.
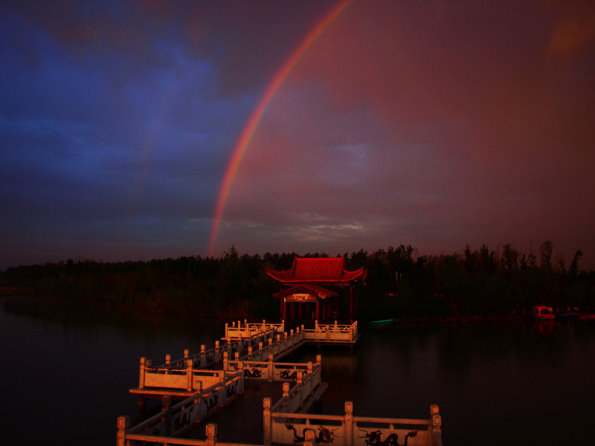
xmin=267 ymin=257 xmax=366 ymax=285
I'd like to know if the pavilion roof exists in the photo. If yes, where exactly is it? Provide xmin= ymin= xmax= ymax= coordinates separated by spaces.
xmin=267 ymin=257 xmax=366 ymax=285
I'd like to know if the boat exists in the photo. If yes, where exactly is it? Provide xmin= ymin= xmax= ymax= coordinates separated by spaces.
xmin=368 ymin=318 xmax=395 ymax=327
xmin=531 ymin=305 xmax=555 ymax=320
xmin=578 ymin=313 xmax=595 ymax=322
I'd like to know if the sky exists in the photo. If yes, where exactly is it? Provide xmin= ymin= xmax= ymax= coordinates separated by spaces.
xmin=1 ymin=0 xmax=594 ymax=270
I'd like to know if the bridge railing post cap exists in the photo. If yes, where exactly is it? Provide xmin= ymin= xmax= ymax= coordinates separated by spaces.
xmin=304 ymin=429 xmax=316 ymax=441
xmin=117 ymin=416 xmax=129 ymax=429
xmin=345 ymin=401 xmax=353 ymax=414
xmin=263 ymin=397 xmax=271 ymax=408
xmin=206 ymin=423 xmax=217 ymax=437
xmin=431 ymin=404 xmax=440 ymax=414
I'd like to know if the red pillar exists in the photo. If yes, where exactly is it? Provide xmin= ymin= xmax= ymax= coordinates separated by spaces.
xmin=316 ymin=300 xmax=320 ymax=321
xmin=349 ymin=287 xmax=354 ymax=322
xmin=282 ymin=298 xmax=286 ymax=321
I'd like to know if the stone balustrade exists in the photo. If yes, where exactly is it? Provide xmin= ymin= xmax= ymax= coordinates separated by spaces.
xmin=224 ymin=354 xmax=322 ymax=382
xmin=122 ymin=371 xmax=244 ymax=442
xmin=303 ymin=320 xmax=358 ymax=343
xmin=225 ymin=319 xmax=285 ymax=340
xmin=265 ymin=401 xmax=442 ymax=446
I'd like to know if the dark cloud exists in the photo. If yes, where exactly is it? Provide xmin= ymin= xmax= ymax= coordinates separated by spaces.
xmin=1 ymin=0 xmax=593 ymax=268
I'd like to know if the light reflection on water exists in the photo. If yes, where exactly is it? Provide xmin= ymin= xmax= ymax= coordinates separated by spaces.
xmin=1 ymin=296 xmax=594 ymax=446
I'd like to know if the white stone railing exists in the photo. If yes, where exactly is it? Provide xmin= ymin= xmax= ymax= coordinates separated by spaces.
xmin=225 ymin=319 xmax=285 ymax=340
xmin=117 ymin=422 xmax=254 ymax=446
xmin=266 ymin=363 xmax=323 ymax=414
xmin=123 ymin=371 xmax=244 ymax=440
xmin=224 ymin=355 xmax=322 ymax=382
xmin=137 ymin=329 xmax=304 ymax=393
xmin=264 ymin=401 xmax=442 ymax=446
xmin=302 ymin=321 xmax=358 ymax=344
xmin=142 ymin=329 xmax=277 ymax=372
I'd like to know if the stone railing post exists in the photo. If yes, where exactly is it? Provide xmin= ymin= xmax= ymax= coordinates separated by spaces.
xmin=268 ymin=354 xmax=274 ymax=382
xmin=344 ymin=402 xmax=354 ymax=446
xmin=116 ymin=416 xmax=128 ymax=446
xmin=223 ymin=351 xmax=228 ymax=371
xmin=315 ymin=320 xmax=319 ymax=331
xmin=225 ymin=322 xmax=229 ymax=339
xmin=282 ymin=382 xmax=290 ymax=398
xmin=263 ymin=397 xmax=272 ymax=445
xmin=215 ymin=340 xmax=220 ymax=356
xmin=304 ymin=428 xmax=316 ymax=446
xmin=206 ymin=423 xmax=217 ymax=446
xmin=259 ymin=341 xmax=263 ymax=351
xmin=201 ymin=345 xmax=206 ymax=357
xmin=186 ymin=359 xmax=194 ymax=392
xmin=234 ymin=351 xmax=240 ymax=361
xmin=316 ymin=354 xmax=322 ymax=366
xmin=431 ymin=404 xmax=442 ymax=434
xmin=248 ymin=346 xmax=253 ymax=358
xmin=165 ymin=354 xmax=171 ymax=367
xmin=161 ymin=396 xmax=171 ymax=435
xmin=184 ymin=348 xmax=189 ymax=360
xmin=139 ymin=357 xmax=146 ymax=389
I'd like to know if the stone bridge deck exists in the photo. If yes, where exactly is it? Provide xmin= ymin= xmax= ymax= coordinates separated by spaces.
xmin=118 ymin=320 xmax=443 ymax=446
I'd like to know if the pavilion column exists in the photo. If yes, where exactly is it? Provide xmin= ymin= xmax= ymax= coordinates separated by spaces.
xmin=282 ymin=298 xmax=286 ymax=322
xmin=316 ymin=301 xmax=320 ymax=322
xmin=298 ymin=302 xmax=303 ymax=321
xmin=349 ymin=287 xmax=354 ymax=322
xmin=290 ymin=302 xmax=295 ymax=324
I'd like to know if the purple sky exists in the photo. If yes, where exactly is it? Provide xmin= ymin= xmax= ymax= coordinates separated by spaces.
xmin=1 ymin=0 xmax=594 ymax=270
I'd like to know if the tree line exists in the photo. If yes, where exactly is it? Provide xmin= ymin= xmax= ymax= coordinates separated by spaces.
xmin=1 ymin=242 xmax=593 ymax=320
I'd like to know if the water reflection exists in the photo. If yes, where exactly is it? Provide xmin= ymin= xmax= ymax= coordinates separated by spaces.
xmin=1 ymin=295 xmax=594 ymax=446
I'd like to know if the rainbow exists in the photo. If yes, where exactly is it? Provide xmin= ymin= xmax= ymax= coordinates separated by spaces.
xmin=208 ymin=0 xmax=356 ymax=256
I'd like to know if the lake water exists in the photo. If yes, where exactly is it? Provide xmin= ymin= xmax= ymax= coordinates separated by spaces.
xmin=1 ymin=295 xmax=594 ymax=445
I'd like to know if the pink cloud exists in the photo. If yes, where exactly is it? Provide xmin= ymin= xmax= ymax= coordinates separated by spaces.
xmin=222 ymin=0 xmax=594 ymax=265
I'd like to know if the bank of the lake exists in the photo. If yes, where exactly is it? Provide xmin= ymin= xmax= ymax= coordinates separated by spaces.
xmin=1 ymin=295 xmax=594 ymax=445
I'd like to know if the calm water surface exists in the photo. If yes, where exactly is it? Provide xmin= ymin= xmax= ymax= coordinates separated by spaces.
xmin=1 ymin=295 xmax=594 ymax=445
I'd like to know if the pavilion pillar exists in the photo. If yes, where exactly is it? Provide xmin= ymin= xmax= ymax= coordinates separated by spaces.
xmin=290 ymin=302 xmax=295 ymax=324
xmin=282 ymin=298 xmax=287 ymax=322
xmin=349 ymin=287 xmax=354 ymax=322
xmin=298 ymin=302 xmax=303 ymax=321
xmin=316 ymin=300 xmax=320 ymax=322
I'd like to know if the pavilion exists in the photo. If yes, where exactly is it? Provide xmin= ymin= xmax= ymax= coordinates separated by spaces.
xmin=267 ymin=257 xmax=366 ymax=324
